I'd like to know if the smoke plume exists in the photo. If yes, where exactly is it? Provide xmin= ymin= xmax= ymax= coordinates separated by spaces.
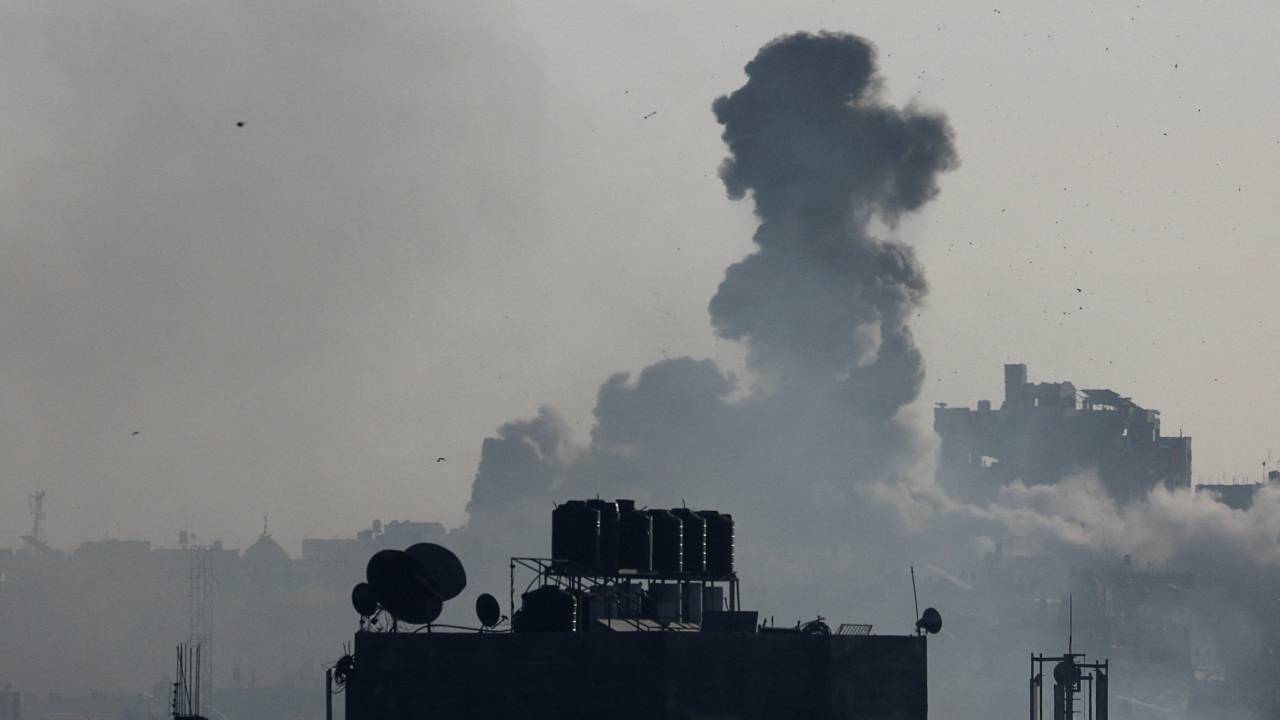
xmin=456 ymin=30 xmax=958 ymax=613
xmin=709 ymin=32 xmax=954 ymax=404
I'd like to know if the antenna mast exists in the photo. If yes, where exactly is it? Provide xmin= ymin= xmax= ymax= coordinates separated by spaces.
xmin=22 ymin=491 xmax=49 ymax=553
xmin=172 ymin=642 xmax=209 ymax=720
xmin=1068 ymin=594 xmax=1073 ymax=655
xmin=910 ymin=566 xmax=920 ymax=635
xmin=187 ymin=543 xmax=213 ymax=712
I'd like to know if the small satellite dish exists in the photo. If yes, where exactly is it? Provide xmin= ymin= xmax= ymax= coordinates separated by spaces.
xmin=476 ymin=593 xmax=501 ymax=628
xmin=351 ymin=582 xmax=379 ymax=617
xmin=915 ymin=607 xmax=942 ymax=635
xmin=405 ymin=542 xmax=467 ymax=601
xmin=366 ymin=549 xmax=442 ymax=624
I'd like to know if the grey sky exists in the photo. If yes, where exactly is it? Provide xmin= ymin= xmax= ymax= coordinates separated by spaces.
xmin=2 ymin=1 xmax=1277 ymax=552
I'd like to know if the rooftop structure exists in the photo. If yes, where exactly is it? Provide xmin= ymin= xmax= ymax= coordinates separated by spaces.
xmin=934 ymin=363 xmax=1192 ymax=503
xmin=1196 ymin=470 xmax=1280 ymax=511
xmin=340 ymin=499 xmax=942 ymax=717
xmin=347 ymin=631 xmax=927 ymax=720
xmin=340 ymin=499 xmax=937 ymax=720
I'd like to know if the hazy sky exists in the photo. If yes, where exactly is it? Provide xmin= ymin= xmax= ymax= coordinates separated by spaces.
xmin=3 ymin=1 xmax=1278 ymax=552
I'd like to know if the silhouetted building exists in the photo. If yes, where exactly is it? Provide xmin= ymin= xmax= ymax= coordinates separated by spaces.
xmin=346 ymin=631 xmax=926 ymax=720
xmin=343 ymin=500 xmax=933 ymax=720
xmin=935 ymin=363 xmax=1192 ymax=502
xmin=1196 ymin=470 xmax=1280 ymax=511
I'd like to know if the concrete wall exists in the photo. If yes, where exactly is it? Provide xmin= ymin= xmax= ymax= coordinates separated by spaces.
xmin=346 ymin=631 xmax=927 ymax=720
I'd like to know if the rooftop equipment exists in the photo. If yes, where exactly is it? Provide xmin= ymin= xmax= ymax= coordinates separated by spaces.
xmin=516 ymin=586 xmax=578 ymax=632
xmin=405 ymin=542 xmax=467 ymax=601
xmin=350 ymin=583 xmax=379 ymax=617
xmin=915 ymin=608 xmax=942 ymax=635
xmin=617 ymin=500 xmax=654 ymax=573
xmin=475 ymin=593 xmax=502 ymax=629
xmin=1030 ymin=600 xmax=1108 ymax=720
xmin=552 ymin=500 xmax=599 ymax=573
xmin=648 ymin=509 xmax=684 ymax=575
xmin=1030 ymin=653 xmax=1108 ymax=720
xmin=672 ymin=508 xmax=707 ymax=574
xmin=698 ymin=511 xmax=735 ymax=579
xmin=509 ymin=499 xmax=743 ymax=632
xmin=356 ymin=543 xmax=472 ymax=628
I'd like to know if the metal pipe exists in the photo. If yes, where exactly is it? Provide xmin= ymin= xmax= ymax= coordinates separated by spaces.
xmin=325 ymin=668 xmax=333 ymax=720
xmin=1087 ymin=674 xmax=1093 ymax=720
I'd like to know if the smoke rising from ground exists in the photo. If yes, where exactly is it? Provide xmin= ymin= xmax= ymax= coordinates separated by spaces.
xmin=455 ymin=32 xmax=967 ymax=649
xmin=461 ymin=33 xmax=958 ymax=576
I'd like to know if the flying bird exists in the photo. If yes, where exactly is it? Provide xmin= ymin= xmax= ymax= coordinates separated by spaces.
xmin=436 ymin=457 xmax=447 ymax=463
xmin=131 ymin=431 xmax=140 ymax=436
xmin=643 ymin=111 xmax=658 ymax=120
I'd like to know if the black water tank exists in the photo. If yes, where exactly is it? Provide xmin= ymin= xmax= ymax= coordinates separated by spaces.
xmin=672 ymin=508 xmax=706 ymax=575
xmin=617 ymin=500 xmax=653 ymax=572
xmin=647 ymin=509 xmax=683 ymax=575
xmin=552 ymin=501 xmax=600 ymax=572
xmin=585 ymin=499 xmax=620 ymax=574
xmin=698 ymin=511 xmax=734 ymax=578
xmin=518 ymin=586 xmax=578 ymax=632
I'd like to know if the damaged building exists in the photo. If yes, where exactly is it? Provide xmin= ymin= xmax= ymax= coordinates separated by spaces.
xmin=934 ymin=363 xmax=1192 ymax=503
xmin=1196 ymin=470 xmax=1280 ymax=511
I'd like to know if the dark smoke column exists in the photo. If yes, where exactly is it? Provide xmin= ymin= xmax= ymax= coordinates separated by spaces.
xmin=710 ymin=32 xmax=957 ymax=418
xmin=459 ymin=32 xmax=959 ymax=591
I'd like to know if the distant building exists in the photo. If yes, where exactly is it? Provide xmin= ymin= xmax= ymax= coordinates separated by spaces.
xmin=0 ymin=690 xmax=18 ymax=720
xmin=1196 ymin=470 xmax=1280 ymax=511
xmin=0 ymin=513 xmax=445 ymax=712
xmin=934 ymin=363 xmax=1192 ymax=502
xmin=301 ymin=520 xmax=445 ymax=565
xmin=243 ymin=528 xmax=290 ymax=567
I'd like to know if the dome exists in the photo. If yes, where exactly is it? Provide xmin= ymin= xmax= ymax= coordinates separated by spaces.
xmin=243 ymin=530 xmax=290 ymax=566
xmin=243 ymin=532 xmax=289 ymax=565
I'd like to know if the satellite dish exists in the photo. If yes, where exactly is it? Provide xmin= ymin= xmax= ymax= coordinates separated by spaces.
xmin=351 ymin=582 xmax=379 ymax=617
xmin=1053 ymin=659 xmax=1081 ymax=685
xmin=915 ymin=607 xmax=942 ymax=635
xmin=476 ymin=593 xmax=501 ymax=628
xmin=800 ymin=617 xmax=831 ymax=635
xmin=366 ymin=549 xmax=442 ymax=624
xmin=381 ymin=583 xmax=442 ymax=625
xmin=405 ymin=542 xmax=467 ymax=601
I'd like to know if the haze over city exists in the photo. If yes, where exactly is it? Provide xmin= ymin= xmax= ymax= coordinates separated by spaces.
xmin=3 ymin=3 xmax=1280 ymax=719
xmin=3 ymin=2 xmax=1276 ymax=550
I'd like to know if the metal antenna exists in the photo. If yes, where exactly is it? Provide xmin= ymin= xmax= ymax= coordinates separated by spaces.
xmin=910 ymin=566 xmax=920 ymax=635
xmin=1068 ymin=593 xmax=1073 ymax=655
xmin=187 ymin=544 xmax=212 ymax=712
xmin=22 ymin=491 xmax=49 ymax=553
xmin=29 ymin=491 xmax=44 ymax=543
